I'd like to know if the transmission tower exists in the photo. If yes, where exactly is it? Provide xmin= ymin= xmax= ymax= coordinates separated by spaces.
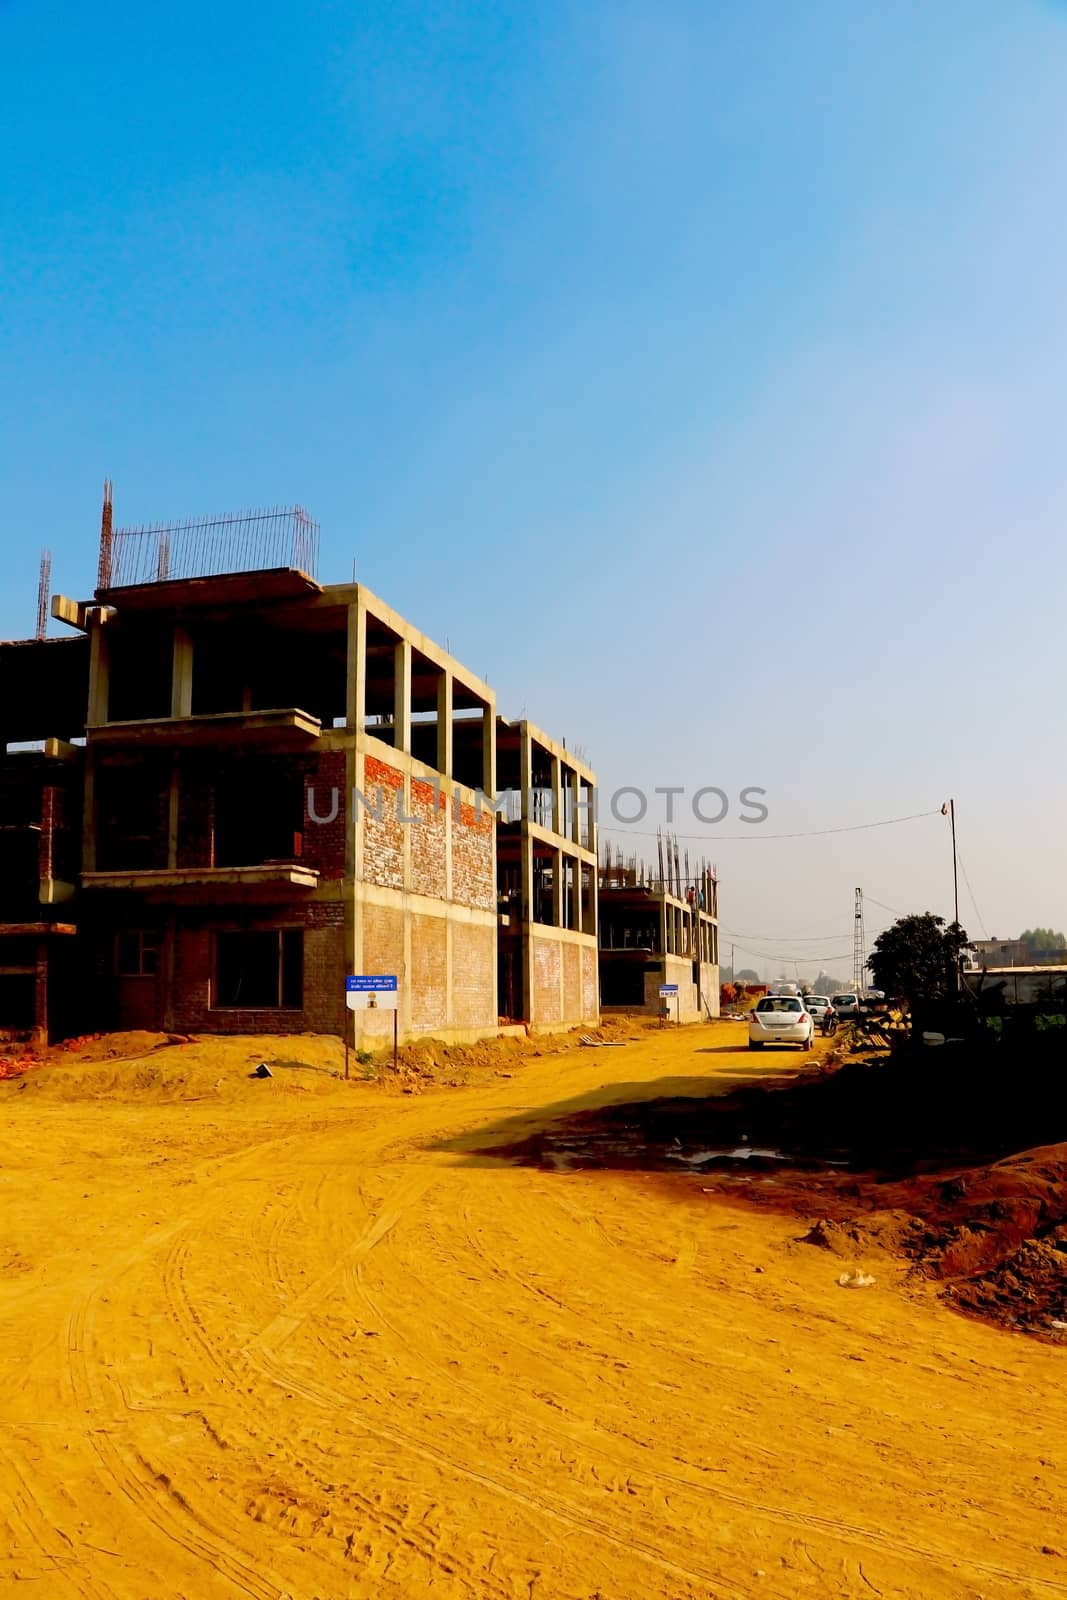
xmin=853 ymin=887 xmax=866 ymax=992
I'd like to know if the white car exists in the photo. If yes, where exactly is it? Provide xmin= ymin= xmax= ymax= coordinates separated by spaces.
xmin=748 ymin=995 xmax=815 ymax=1050
xmin=804 ymin=995 xmax=834 ymax=1023
xmin=830 ymin=992 xmax=862 ymax=1018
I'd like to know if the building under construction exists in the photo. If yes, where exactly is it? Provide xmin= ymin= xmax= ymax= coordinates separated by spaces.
xmin=0 ymin=491 xmax=603 ymax=1045
xmin=598 ymin=834 xmax=720 ymax=1020
xmin=495 ymin=720 xmax=598 ymax=1028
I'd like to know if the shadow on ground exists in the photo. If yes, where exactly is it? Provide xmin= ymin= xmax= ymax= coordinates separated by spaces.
xmin=432 ymin=1037 xmax=1067 ymax=1340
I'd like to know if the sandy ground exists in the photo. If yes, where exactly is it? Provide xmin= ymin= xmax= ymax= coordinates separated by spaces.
xmin=0 ymin=1022 xmax=1064 ymax=1599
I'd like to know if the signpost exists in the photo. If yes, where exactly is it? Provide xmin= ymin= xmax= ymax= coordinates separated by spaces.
xmin=345 ymin=975 xmax=400 ymax=1076
xmin=659 ymin=982 xmax=680 ymax=1024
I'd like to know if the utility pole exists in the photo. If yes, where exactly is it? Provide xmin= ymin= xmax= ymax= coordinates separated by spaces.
xmin=943 ymin=798 xmax=961 ymax=993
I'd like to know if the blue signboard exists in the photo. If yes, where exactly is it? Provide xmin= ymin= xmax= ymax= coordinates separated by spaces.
xmin=346 ymin=974 xmax=399 ymax=1010
xmin=659 ymin=984 xmax=679 ymax=995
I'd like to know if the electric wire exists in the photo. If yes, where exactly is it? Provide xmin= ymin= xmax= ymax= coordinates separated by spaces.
xmin=600 ymin=808 xmax=941 ymax=843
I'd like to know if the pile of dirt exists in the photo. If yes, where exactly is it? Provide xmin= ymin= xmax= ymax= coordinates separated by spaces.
xmin=1 ymin=1013 xmax=657 ymax=1102
xmin=3 ymin=1033 xmax=349 ymax=1101
xmin=0 ymin=1031 xmax=184 ymax=1084
xmin=365 ymin=1015 xmax=647 ymax=1090
xmin=784 ymin=1146 xmax=1067 ymax=1337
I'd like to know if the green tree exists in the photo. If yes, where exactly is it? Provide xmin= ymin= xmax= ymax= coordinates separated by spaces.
xmin=1020 ymin=928 xmax=1066 ymax=951
xmin=868 ymin=913 xmax=970 ymax=1006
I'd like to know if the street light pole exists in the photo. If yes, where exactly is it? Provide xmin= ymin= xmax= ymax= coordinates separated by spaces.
xmin=943 ymin=798 xmax=961 ymax=995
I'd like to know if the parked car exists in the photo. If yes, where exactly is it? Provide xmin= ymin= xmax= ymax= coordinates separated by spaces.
xmin=748 ymin=995 xmax=814 ymax=1050
xmin=830 ymin=992 xmax=862 ymax=1018
xmin=805 ymin=995 xmax=833 ymax=1022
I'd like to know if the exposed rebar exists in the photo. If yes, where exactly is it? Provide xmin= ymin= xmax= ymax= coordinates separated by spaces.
xmin=103 ymin=503 xmax=320 ymax=589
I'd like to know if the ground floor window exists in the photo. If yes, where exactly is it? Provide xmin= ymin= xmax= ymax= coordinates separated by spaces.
xmin=213 ymin=930 xmax=303 ymax=1010
xmin=115 ymin=930 xmax=159 ymax=977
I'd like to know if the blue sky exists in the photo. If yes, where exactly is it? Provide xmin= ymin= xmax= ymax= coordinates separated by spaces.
xmin=3 ymin=0 xmax=1066 ymax=975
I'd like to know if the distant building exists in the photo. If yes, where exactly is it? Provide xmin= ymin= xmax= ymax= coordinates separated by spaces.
xmin=963 ymin=965 xmax=1067 ymax=1005
xmin=970 ymin=937 xmax=1065 ymax=968
xmin=597 ymin=848 xmax=719 ymax=1021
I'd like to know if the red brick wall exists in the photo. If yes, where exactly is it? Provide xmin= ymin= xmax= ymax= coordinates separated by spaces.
xmin=303 ymin=751 xmax=346 ymax=880
xmin=532 ymin=934 xmax=562 ymax=1024
xmin=451 ymin=922 xmax=496 ymax=1028
xmin=563 ymin=941 xmax=582 ymax=1021
xmin=169 ymin=902 xmax=345 ymax=1036
xmin=582 ymin=945 xmax=599 ymax=1019
xmin=409 ymin=912 xmax=447 ymax=1032
xmin=305 ymin=902 xmax=346 ymax=1033
xmin=362 ymin=755 xmax=404 ymax=889
xmin=410 ymin=778 xmax=447 ymax=899
xmin=38 ymin=785 xmax=58 ymax=883
xmin=452 ymin=800 xmax=495 ymax=910
xmin=361 ymin=901 xmax=405 ymax=989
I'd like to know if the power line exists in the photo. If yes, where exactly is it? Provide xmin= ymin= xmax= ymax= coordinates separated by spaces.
xmin=720 ymin=917 xmax=892 ymax=952
xmin=957 ymin=851 xmax=989 ymax=940
xmin=720 ymin=926 xmax=852 ymax=943
xmin=865 ymin=893 xmax=904 ymax=918
xmin=600 ymin=808 xmax=941 ymax=843
xmin=727 ymin=939 xmax=855 ymax=966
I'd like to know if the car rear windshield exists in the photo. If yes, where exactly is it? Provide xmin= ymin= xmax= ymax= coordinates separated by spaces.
xmin=832 ymin=995 xmax=856 ymax=1005
xmin=757 ymin=998 xmax=802 ymax=1013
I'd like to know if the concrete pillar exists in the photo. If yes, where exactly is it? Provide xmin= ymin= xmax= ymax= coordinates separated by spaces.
xmin=570 ymin=769 xmax=581 ymax=846
xmin=346 ymin=601 xmax=367 ymax=732
xmin=551 ymin=754 xmax=563 ymax=837
xmin=162 ymin=914 xmax=177 ymax=1035
xmin=166 ymin=754 xmax=180 ymax=871
xmin=520 ymin=829 xmax=534 ymax=1020
xmin=86 ymin=609 xmax=110 ymax=727
xmin=552 ymin=847 xmax=563 ymax=928
xmin=34 ymin=939 xmax=48 ymax=1047
xmin=82 ymin=611 xmax=110 ymax=874
xmin=437 ymin=671 xmax=453 ymax=778
xmin=394 ymin=639 xmax=412 ymax=755
xmin=582 ymin=861 xmax=596 ymax=938
xmin=482 ymin=702 xmax=495 ymax=800
xmin=520 ymin=727 xmax=533 ymax=823
xmin=171 ymin=625 xmax=193 ymax=718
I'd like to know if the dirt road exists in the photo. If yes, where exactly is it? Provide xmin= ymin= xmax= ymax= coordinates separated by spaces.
xmin=1 ymin=1024 xmax=1064 ymax=1599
